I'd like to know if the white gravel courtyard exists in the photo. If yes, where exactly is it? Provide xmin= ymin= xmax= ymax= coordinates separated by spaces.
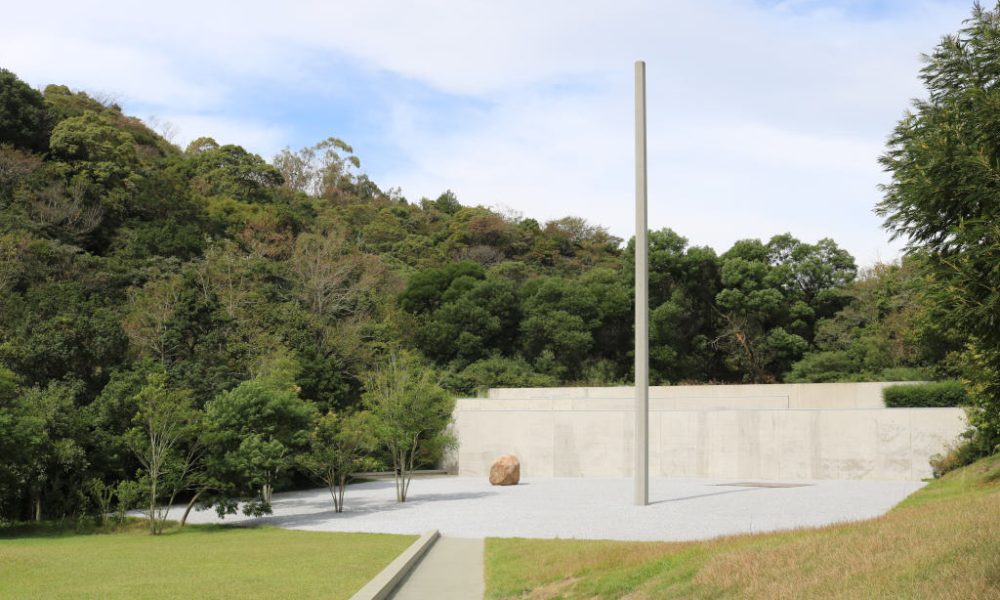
xmin=176 ymin=476 xmax=924 ymax=541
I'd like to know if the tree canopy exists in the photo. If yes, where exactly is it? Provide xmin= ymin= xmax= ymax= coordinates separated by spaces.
xmin=877 ymin=2 xmax=1000 ymax=458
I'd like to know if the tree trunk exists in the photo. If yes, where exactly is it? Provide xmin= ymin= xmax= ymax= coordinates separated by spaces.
xmin=336 ymin=474 xmax=347 ymax=513
xmin=328 ymin=481 xmax=339 ymax=512
xmin=394 ymin=449 xmax=405 ymax=502
xmin=33 ymin=495 xmax=41 ymax=522
xmin=149 ymin=480 xmax=158 ymax=534
xmin=180 ymin=490 xmax=202 ymax=527
xmin=401 ymin=437 xmax=419 ymax=502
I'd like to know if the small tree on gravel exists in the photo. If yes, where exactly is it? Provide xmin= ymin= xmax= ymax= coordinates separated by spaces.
xmin=126 ymin=372 xmax=202 ymax=534
xmin=299 ymin=410 xmax=378 ymax=512
xmin=204 ymin=358 xmax=316 ymax=512
xmin=364 ymin=352 xmax=454 ymax=503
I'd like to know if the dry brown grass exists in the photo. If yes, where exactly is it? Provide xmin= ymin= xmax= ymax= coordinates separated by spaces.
xmin=485 ymin=454 xmax=1000 ymax=599
xmin=694 ymin=491 xmax=1000 ymax=599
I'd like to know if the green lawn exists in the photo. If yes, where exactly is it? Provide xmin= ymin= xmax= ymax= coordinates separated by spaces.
xmin=486 ymin=454 xmax=1000 ymax=599
xmin=0 ymin=524 xmax=416 ymax=600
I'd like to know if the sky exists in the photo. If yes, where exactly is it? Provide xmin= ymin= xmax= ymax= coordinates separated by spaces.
xmin=1 ymin=0 xmax=977 ymax=266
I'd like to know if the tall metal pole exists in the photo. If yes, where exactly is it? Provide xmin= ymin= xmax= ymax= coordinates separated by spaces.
xmin=634 ymin=60 xmax=649 ymax=506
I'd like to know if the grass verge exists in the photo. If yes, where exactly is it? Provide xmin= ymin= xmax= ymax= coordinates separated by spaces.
xmin=485 ymin=454 xmax=1000 ymax=599
xmin=0 ymin=523 xmax=416 ymax=600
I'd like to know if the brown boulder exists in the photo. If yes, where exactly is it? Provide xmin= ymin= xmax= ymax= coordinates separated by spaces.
xmin=489 ymin=454 xmax=520 ymax=486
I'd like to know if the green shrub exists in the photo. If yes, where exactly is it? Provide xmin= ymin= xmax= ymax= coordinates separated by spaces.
xmin=929 ymin=439 xmax=981 ymax=477
xmin=883 ymin=380 xmax=969 ymax=408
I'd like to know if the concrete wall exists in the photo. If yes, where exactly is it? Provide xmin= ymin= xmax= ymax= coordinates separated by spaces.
xmin=453 ymin=384 xmax=966 ymax=481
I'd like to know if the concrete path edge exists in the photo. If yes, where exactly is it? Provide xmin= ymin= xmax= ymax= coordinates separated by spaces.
xmin=349 ymin=529 xmax=441 ymax=600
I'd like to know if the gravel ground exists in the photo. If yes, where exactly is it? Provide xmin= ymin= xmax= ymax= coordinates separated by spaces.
xmin=175 ymin=476 xmax=924 ymax=542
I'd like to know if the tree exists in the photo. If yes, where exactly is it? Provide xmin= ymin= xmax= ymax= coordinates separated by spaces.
xmin=0 ymin=278 xmax=127 ymax=396
xmin=290 ymin=230 xmax=394 ymax=318
xmin=122 ymin=273 xmax=183 ymax=365
xmin=24 ymin=183 xmax=104 ymax=242
xmin=519 ymin=275 xmax=617 ymax=380
xmin=46 ymin=110 xmax=141 ymax=244
xmin=314 ymin=137 xmax=362 ymax=199
xmin=0 ymin=379 xmax=92 ymax=522
xmin=126 ymin=371 xmax=201 ymax=534
xmin=877 ymin=2 xmax=1000 ymax=457
xmin=43 ymin=84 xmax=116 ymax=122
xmin=272 ymin=145 xmax=316 ymax=194
xmin=0 ymin=144 xmax=43 ymax=202
xmin=399 ymin=260 xmax=485 ymax=314
xmin=413 ymin=276 xmax=520 ymax=366
xmin=186 ymin=143 xmax=283 ymax=203
xmin=49 ymin=111 xmax=137 ymax=165
xmin=363 ymin=352 xmax=454 ymax=502
xmin=298 ymin=411 xmax=377 ymax=512
xmin=0 ymin=69 xmax=50 ymax=152
xmin=628 ymin=229 xmax=722 ymax=383
xmin=204 ymin=358 xmax=316 ymax=510
xmin=712 ymin=240 xmax=780 ymax=381
xmin=184 ymin=136 xmax=219 ymax=156
xmin=786 ymin=259 xmax=961 ymax=383
xmin=271 ymin=137 xmax=362 ymax=197
xmin=0 ymin=365 xmax=30 ymax=520
xmin=542 ymin=216 xmax=622 ymax=268
xmin=712 ymin=235 xmax=855 ymax=382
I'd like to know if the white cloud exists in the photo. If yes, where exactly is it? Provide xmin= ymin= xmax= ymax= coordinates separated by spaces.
xmin=0 ymin=32 xmax=225 ymax=110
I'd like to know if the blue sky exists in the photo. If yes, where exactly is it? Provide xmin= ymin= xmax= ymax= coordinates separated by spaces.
xmin=1 ymin=0 xmax=976 ymax=265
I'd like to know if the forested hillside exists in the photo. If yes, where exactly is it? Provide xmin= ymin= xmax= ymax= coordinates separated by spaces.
xmin=0 ymin=68 xmax=965 ymax=521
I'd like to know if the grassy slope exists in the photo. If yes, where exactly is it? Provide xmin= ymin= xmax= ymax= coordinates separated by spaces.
xmin=0 ymin=525 xmax=416 ymax=600
xmin=486 ymin=455 xmax=1000 ymax=599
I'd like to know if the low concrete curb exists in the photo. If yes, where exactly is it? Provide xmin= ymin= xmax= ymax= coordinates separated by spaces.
xmin=349 ymin=529 xmax=440 ymax=600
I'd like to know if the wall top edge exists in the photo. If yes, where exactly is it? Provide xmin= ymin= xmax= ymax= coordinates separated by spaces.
xmin=483 ymin=382 xmax=921 ymax=402
xmin=487 ymin=382 xmax=921 ymax=395
xmin=453 ymin=402 xmax=965 ymax=414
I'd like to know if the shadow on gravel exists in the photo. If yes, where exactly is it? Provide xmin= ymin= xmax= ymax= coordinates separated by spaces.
xmin=651 ymin=487 xmax=762 ymax=505
xmin=231 ymin=490 xmax=499 ymax=529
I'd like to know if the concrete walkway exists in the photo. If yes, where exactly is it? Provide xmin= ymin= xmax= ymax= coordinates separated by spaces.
xmin=390 ymin=537 xmax=484 ymax=600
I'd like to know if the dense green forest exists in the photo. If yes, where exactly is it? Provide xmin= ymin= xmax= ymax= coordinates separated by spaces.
xmin=3 ymin=1 xmax=999 ymax=525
